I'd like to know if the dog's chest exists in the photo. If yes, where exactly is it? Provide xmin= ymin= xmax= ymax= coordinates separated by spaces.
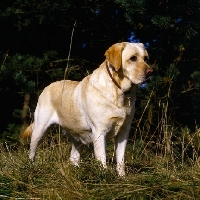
xmin=105 ymin=118 xmax=125 ymax=140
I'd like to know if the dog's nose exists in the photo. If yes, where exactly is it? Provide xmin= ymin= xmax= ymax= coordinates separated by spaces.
xmin=146 ymin=68 xmax=153 ymax=76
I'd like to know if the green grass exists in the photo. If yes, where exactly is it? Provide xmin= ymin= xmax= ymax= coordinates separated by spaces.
xmin=1 ymin=131 xmax=200 ymax=200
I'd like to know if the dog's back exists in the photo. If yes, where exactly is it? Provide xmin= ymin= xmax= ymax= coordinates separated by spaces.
xmin=22 ymin=79 xmax=88 ymax=139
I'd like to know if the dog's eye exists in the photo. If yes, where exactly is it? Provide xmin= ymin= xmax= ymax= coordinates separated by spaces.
xmin=144 ymin=56 xmax=149 ymax=62
xmin=130 ymin=56 xmax=137 ymax=62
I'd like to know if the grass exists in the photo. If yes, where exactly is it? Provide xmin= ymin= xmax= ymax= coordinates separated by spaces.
xmin=1 ymin=128 xmax=200 ymax=200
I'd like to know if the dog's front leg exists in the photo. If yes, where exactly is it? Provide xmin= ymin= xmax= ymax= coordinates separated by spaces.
xmin=93 ymin=132 xmax=107 ymax=169
xmin=115 ymin=130 xmax=129 ymax=176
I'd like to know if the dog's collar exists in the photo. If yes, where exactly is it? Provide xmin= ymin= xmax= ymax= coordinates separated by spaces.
xmin=105 ymin=62 xmax=133 ymax=94
xmin=106 ymin=62 xmax=135 ymax=110
xmin=106 ymin=62 xmax=121 ymax=90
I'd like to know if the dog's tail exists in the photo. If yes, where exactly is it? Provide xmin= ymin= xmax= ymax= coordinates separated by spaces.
xmin=22 ymin=123 xmax=34 ymax=139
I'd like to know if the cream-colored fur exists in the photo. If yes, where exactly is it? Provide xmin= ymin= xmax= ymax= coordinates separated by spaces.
xmin=24 ymin=42 xmax=152 ymax=176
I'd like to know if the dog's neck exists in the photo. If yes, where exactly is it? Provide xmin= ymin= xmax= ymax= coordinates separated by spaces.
xmin=106 ymin=61 xmax=137 ymax=111
xmin=90 ymin=61 xmax=136 ymax=110
xmin=106 ymin=62 xmax=121 ymax=90
xmin=106 ymin=61 xmax=134 ymax=94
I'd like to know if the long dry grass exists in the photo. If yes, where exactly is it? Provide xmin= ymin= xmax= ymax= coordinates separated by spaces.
xmin=1 ymin=126 xmax=200 ymax=199
xmin=1 ymin=83 xmax=200 ymax=199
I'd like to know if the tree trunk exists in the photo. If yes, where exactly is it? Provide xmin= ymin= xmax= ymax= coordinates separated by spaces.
xmin=20 ymin=93 xmax=31 ymax=137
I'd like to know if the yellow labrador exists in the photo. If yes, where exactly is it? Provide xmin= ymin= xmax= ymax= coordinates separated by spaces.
xmin=23 ymin=42 xmax=153 ymax=176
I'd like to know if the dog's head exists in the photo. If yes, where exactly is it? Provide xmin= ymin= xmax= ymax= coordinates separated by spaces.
xmin=105 ymin=42 xmax=153 ymax=85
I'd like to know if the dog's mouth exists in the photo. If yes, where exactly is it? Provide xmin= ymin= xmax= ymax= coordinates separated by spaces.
xmin=143 ymin=75 xmax=153 ymax=83
xmin=134 ymin=74 xmax=153 ymax=85
xmin=142 ymin=67 xmax=153 ymax=83
xmin=140 ymin=76 xmax=153 ymax=88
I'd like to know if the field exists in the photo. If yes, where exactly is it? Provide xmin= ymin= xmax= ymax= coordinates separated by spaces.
xmin=1 ymin=127 xmax=200 ymax=200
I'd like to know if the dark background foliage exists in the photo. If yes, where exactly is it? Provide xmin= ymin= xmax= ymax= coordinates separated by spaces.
xmin=0 ymin=0 xmax=199 ymax=143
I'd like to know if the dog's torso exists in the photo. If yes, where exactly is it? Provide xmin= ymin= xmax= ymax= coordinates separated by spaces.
xmin=38 ymin=63 xmax=136 ymax=144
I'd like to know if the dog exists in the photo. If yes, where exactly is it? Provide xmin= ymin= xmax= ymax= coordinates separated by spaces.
xmin=23 ymin=42 xmax=153 ymax=176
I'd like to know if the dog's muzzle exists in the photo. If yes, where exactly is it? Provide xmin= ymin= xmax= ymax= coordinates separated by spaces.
xmin=144 ymin=67 xmax=153 ymax=82
xmin=146 ymin=68 xmax=153 ymax=77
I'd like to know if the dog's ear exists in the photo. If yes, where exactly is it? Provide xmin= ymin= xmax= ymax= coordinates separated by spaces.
xmin=105 ymin=43 xmax=126 ymax=71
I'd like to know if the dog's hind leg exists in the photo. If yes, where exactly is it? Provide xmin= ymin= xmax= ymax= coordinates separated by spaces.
xmin=29 ymin=105 xmax=59 ymax=161
xmin=69 ymin=137 xmax=83 ymax=166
